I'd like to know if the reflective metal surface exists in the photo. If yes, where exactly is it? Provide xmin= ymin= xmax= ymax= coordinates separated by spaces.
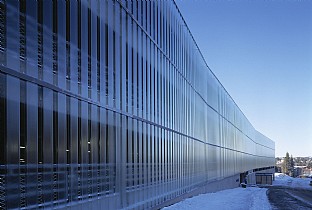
xmin=0 ymin=0 xmax=275 ymax=209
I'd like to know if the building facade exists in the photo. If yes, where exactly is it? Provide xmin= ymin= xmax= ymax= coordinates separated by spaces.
xmin=0 ymin=0 xmax=275 ymax=209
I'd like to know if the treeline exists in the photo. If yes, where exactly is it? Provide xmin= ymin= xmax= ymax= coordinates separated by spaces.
xmin=276 ymin=153 xmax=312 ymax=177
xmin=282 ymin=152 xmax=295 ymax=177
xmin=294 ymin=157 xmax=312 ymax=168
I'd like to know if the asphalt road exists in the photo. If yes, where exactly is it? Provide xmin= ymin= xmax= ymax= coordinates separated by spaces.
xmin=267 ymin=186 xmax=312 ymax=210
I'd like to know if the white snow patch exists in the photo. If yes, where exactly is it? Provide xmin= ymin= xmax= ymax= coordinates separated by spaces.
xmin=163 ymin=187 xmax=271 ymax=210
xmin=163 ymin=173 xmax=312 ymax=210
xmin=274 ymin=173 xmax=312 ymax=189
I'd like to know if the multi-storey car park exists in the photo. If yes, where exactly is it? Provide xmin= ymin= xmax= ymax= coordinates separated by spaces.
xmin=0 ymin=0 xmax=275 ymax=209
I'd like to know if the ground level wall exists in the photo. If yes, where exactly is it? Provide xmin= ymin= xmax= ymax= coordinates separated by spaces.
xmin=154 ymin=166 xmax=275 ymax=210
xmin=247 ymin=167 xmax=276 ymax=185
xmin=153 ymin=174 xmax=241 ymax=210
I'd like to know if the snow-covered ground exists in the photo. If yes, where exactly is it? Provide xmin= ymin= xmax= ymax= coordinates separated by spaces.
xmin=163 ymin=187 xmax=271 ymax=210
xmin=163 ymin=173 xmax=312 ymax=210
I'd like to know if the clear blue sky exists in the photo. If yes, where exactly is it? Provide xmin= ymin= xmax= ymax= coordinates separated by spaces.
xmin=175 ymin=0 xmax=312 ymax=157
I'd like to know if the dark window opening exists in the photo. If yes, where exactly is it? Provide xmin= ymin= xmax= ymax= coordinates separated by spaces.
xmin=88 ymin=104 xmax=91 ymax=164
xmin=53 ymin=91 xmax=58 ymax=164
xmin=97 ymin=12 xmax=100 ymax=101
xmin=66 ymin=96 xmax=70 ymax=164
xmin=38 ymin=86 xmax=43 ymax=164
xmin=20 ymin=80 xmax=27 ymax=165
xmin=87 ymin=2 xmax=91 ymax=97
xmin=0 ymin=73 xmax=6 ymax=165
xmin=78 ymin=100 xmax=81 ymax=164
xmin=77 ymin=0 xmax=82 ymax=94
xmin=66 ymin=0 xmax=71 ymax=89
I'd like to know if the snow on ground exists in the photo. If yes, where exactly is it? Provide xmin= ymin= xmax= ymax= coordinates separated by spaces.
xmin=274 ymin=173 xmax=311 ymax=189
xmin=163 ymin=187 xmax=271 ymax=210
xmin=163 ymin=173 xmax=312 ymax=210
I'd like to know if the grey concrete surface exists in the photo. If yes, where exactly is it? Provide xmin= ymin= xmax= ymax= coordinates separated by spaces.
xmin=267 ymin=186 xmax=312 ymax=210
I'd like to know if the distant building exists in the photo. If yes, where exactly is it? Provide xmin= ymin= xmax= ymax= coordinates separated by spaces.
xmin=303 ymin=168 xmax=312 ymax=176
xmin=0 ymin=0 xmax=275 ymax=209
xmin=275 ymin=166 xmax=282 ymax=173
xmin=294 ymin=166 xmax=304 ymax=177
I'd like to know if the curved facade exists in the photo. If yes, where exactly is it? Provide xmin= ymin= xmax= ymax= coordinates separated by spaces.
xmin=0 ymin=0 xmax=275 ymax=209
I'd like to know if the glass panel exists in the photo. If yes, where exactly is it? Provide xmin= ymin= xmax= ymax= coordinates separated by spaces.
xmin=114 ymin=2 xmax=120 ymax=110
xmin=80 ymin=0 xmax=88 ymax=98
xmin=6 ymin=0 xmax=19 ymax=71
xmin=90 ymin=0 xmax=97 ymax=100
xmin=121 ymin=9 xmax=126 ymax=112
xmin=99 ymin=0 xmax=106 ymax=106
xmin=132 ymin=22 xmax=137 ymax=116
xmin=125 ymin=14 xmax=133 ymax=113
xmin=58 ymin=93 xmax=67 ymax=200
xmin=142 ymin=33 xmax=146 ymax=120
xmin=69 ymin=97 xmax=78 ymax=202
xmin=0 ymin=1 xmax=6 ymax=66
xmin=107 ymin=110 xmax=116 ymax=193
xmin=69 ymin=0 xmax=78 ymax=94
xmin=0 ymin=73 xmax=6 ymax=165
xmin=57 ymin=0 xmax=66 ymax=89
xmin=26 ymin=0 xmax=38 ymax=78
xmin=26 ymin=82 xmax=38 ymax=207
xmin=79 ymin=101 xmax=87 ymax=196
xmin=42 ymin=0 xmax=53 ymax=83
xmin=107 ymin=0 xmax=114 ymax=107
xmin=6 ymin=75 xmax=20 ymax=209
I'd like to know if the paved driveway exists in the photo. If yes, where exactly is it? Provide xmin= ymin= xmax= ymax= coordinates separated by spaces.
xmin=266 ymin=186 xmax=312 ymax=210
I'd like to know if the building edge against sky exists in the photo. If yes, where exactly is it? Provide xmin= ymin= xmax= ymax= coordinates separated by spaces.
xmin=0 ymin=0 xmax=275 ymax=209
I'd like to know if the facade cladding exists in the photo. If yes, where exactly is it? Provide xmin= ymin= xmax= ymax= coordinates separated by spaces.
xmin=0 ymin=0 xmax=275 ymax=209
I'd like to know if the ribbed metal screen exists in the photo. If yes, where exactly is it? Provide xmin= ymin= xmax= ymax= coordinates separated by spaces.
xmin=0 ymin=0 xmax=275 ymax=209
